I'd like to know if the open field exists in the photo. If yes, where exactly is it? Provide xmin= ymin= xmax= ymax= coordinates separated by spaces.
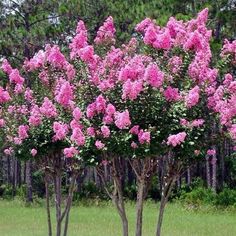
xmin=0 ymin=200 xmax=236 ymax=236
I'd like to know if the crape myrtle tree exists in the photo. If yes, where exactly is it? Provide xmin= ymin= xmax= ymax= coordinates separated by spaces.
xmin=0 ymin=43 xmax=94 ymax=235
xmin=65 ymin=9 xmax=225 ymax=236
xmin=0 ymin=7 xmax=235 ymax=236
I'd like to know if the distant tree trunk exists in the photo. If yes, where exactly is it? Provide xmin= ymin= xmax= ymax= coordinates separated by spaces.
xmin=211 ymin=156 xmax=217 ymax=192
xmin=26 ymin=160 xmax=33 ymax=203
xmin=187 ymin=167 xmax=191 ymax=186
xmin=206 ymin=156 xmax=211 ymax=188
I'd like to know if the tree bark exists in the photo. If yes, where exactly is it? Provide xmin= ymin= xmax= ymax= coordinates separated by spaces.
xmin=54 ymin=170 xmax=62 ymax=236
xmin=26 ymin=160 xmax=33 ymax=203
xmin=135 ymin=179 xmax=145 ymax=236
xmin=156 ymin=177 xmax=176 ymax=236
xmin=63 ymin=173 xmax=77 ymax=236
xmin=45 ymin=173 xmax=52 ymax=236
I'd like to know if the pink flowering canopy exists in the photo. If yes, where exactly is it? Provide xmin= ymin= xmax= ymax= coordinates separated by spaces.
xmin=0 ymin=9 xmax=235 ymax=163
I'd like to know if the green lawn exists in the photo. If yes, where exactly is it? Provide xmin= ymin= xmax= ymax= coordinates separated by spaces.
xmin=0 ymin=200 xmax=236 ymax=236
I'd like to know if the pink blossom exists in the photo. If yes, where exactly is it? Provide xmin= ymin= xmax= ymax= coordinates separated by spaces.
xmin=95 ymin=95 xmax=107 ymax=113
xmin=24 ymin=50 xmax=46 ymax=71
xmin=131 ymin=141 xmax=138 ymax=149
xmin=138 ymin=130 xmax=151 ymax=144
xmin=40 ymin=97 xmax=57 ymax=118
xmin=71 ymin=128 xmax=85 ymax=146
xmin=103 ymin=115 xmax=113 ymax=124
xmin=95 ymin=16 xmax=116 ymax=45
xmin=24 ymin=88 xmax=33 ymax=101
xmin=9 ymin=69 xmax=24 ymax=85
xmin=95 ymin=140 xmax=105 ymax=149
xmin=153 ymin=29 xmax=172 ymax=50
xmin=164 ymin=86 xmax=181 ymax=102
xmin=46 ymin=45 xmax=66 ymax=68
xmin=191 ymin=119 xmax=205 ymax=127
xmin=53 ymin=122 xmax=69 ymax=141
xmin=207 ymin=149 xmax=216 ymax=156
xmin=31 ymin=149 xmax=37 ymax=157
xmin=86 ymin=103 xmax=96 ymax=118
xmin=105 ymin=104 xmax=116 ymax=115
xmin=135 ymin=18 xmax=154 ymax=33
xmin=122 ymin=79 xmax=143 ymax=100
xmin=70 ymin=119 xmax=83 ymax=129
xmin=63 ymin=147 xmax=78 ymax=158
xmin=18 ymin=125 xmax=29 ymax=140
xmin=69 ymin=20 xmax=88 ymax=59
xmin=185 ymin=86 xmax=200 ymax=108
xmin=101 ymin=125 xmax=110 ymax=138
xmin=4 ymin=147 xmax=14 ymax=156
xmin=73 ymin=107 xmax=82 ymax=120
xmin=0 ymin=87 xmax=11 ymax=103
xmin=168 ymin=56 xmax=182 ymax=74
xmin=1 ymin=59 xmax=12 ymax=74
xmin=114 ymin=110 xmax=131 ymax=129
xmin=13 ymin=137 xmax=22 ymax=145
xmin=55 ymin=81 xmax=74 ymax=107
xmin=129 ymin=125 xmax=140 ymax=135
xmin=167 ymin=132 xmax=187 ymax=147
xmin=87 ymin=127 xmax=95 ymax=137
xmin=0 ymin=119 xmax=5 ymax=127
xmin=29 ymin=105 xmax=42 ymax=126
xmin=144 ymin=64 xmax=164 ymax=88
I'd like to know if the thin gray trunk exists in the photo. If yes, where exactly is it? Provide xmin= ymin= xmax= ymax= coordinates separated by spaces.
xmin=206 ymin=156 xmax=211 ymax=188
xmin=135 ymin=179 xmax=145 ymax=236
xmin=26 ymin=160 xmax=33 ymax=203
xmin=156 ymin=177 xmax=176 ymax=236
xmin=45 ymin=173 xmax=52 ymax=236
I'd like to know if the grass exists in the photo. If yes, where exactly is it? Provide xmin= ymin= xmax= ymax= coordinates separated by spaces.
xmin=0 ymin=199 xmax=236 ymax=236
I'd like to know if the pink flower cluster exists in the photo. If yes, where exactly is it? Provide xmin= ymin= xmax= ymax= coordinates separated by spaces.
xmin=167 ymin=132 xmax=187 ymax=147
xmin=94 ymin=16 xmax=116 ymax=45
xmin=53 ymin=122 xmax=69 ymax=141
xmin=185 ymin=86 xmax=200 ymax=108
xmin=114 ymin=110 xmax=131 ymax=129
xmin=63 ymin=147 xmax=78 ymax=158
xmin=40 ymin=97 xmax=57 ymax=118
xmin=0 ymin=87 xmax=11 ymax=103
xmin=207 ymin=149 xmax=216 ymax=156
xmin=129 ymin=125 xmax=151 ymax=145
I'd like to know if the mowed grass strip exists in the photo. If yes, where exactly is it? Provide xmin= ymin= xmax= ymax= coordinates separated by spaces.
xmin=0 ymin=200 xmax=235 ymax=236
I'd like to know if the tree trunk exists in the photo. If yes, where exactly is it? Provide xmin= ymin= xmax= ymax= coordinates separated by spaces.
xmin=113 ymin=169 xmax=129 ymax=236
xmin=63 ymin=173 xmax=77 ymax=236
xmin=26 ymin=160 xmax=33 ymax=203
xmin=206 ymin=156 xmax=211 ymax=188
xmin=135 ymin=179 xmax=145 ymax=236
xmin=156 ymin=177 xmax=176 ymax=236
xmin=54 ymin=171 xmax=62 ymax=236
xmin=45 ymin=173 xmax=52 ymax=236
xmin=211 ymin=157 xmax=217 ymax=192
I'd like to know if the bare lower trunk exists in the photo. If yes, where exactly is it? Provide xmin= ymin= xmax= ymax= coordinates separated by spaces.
xmin=206 ymin=156 xmax=211 ymax=188
xmin=26 ymin=160 xmax=33 ymax=203
xmin=45 ymin=174 xmax=52 ymax=236
xmin=113 ymin=171 xmax=129 ymax=236
xmin=130 ymin=158 xmax=155 ymax=236
xmin=54 ymin=171 xmax=62 ymax=236
xmin=63 ymin=173 xmax=77 ymax=236
xmin=135 ymin=179 xmax=145 ymax=236
xmin=156 ymin=177 xmax=176 ymax=236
